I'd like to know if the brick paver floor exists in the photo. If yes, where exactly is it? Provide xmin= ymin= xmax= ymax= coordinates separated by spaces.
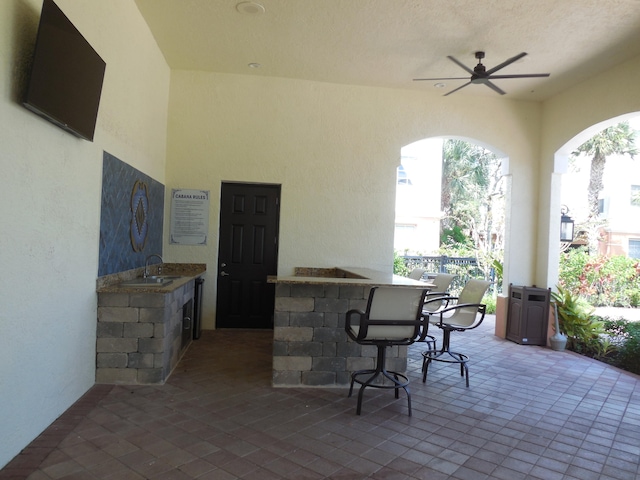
xmin=2 ymin=316 xmax=640 ymax=479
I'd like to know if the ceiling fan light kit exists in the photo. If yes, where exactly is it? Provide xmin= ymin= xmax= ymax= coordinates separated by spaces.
xmin=414 ymin=51 xmax=550 ymax=96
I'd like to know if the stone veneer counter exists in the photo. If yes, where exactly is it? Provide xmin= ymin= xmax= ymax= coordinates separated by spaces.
xmin=267 ymin=267 xmax=429 ymax=387
xmin=96 ymin=263 xmax=205 ymax=385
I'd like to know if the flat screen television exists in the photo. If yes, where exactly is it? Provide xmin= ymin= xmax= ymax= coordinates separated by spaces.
xmin=23 ymin=0 xmax=106 ymax=141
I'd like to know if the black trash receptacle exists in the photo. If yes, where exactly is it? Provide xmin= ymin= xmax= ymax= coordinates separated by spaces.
xmin=506 ymin=284 xmax=551 ymax=346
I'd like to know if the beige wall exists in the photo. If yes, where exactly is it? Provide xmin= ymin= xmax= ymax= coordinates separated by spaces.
xmin=0 ymin=0 xmax=169 ymax=467
xmin=163 ymin=71 xmax=543 ymax=328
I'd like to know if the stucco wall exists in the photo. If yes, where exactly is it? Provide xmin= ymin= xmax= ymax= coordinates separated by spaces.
xmin=0 ymin=0 xmax=169 ymax=468
xmin=163 ymin=71 xmax=543 ymax=329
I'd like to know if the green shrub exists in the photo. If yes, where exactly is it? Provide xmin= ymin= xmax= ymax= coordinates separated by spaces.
xmin=629 ymin=289 xmax=640 ymax=307
xmin=492 ymin=259 xmax=503 ymax=287
xmin=559 ymin=248 xmax=640 ymax=307
xmin=559 ymin=247 xmax=591 ymax=293
xmin=601 ymin=317 xmax=627 ymax=338
xmin=393 ymin=250 xmax=411 ymax=276
xmin=611 ymin=321 xmax=640 ymax=374
xmin=551 ymin=292 xmax=640 ymax=374
xmin=482 ymin=294 xmax=496 ymax=315
xmin=551 ymin=284 xmax=604 ymax=354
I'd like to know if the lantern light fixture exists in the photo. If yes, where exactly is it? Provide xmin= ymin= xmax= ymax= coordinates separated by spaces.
xmin=560 ymin=205 xmax=575 ymax=243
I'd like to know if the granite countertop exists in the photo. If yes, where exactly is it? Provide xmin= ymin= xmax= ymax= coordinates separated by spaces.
xmin=268 ymin=266 xmax=432 ymax=288
xmin=97 ymin=263 xmax=206 ymax=293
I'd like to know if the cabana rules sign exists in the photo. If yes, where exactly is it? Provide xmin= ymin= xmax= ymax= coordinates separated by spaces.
xmin=170 ymin=189 xmax=210 ymax=245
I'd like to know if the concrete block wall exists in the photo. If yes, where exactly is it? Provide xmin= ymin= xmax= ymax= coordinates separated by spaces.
xmin=273 ymin=283 xmax=408 ymax=386
xmin=96 ymin=280 xmax=195 ymax=384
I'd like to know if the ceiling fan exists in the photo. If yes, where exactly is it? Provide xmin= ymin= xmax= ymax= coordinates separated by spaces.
xmin=414 ymin=51 xmax=550 ymax=96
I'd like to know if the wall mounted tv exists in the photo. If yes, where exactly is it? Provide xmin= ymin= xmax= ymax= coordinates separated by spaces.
xmin=23 ymin=0 xmax=106 ymax=141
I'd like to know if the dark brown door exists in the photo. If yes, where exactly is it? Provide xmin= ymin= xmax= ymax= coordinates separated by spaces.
xmin=215 ymin=182 xmax=280 ymax=328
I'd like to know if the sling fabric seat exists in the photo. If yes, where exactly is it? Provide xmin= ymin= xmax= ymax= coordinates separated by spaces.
xmin=408 ymin=268 xmax=427 ymax=281
xmin=417 ymin=273 xmax=456 ymax=350
xmin=421 ymin=273 xmax=456 ymax=313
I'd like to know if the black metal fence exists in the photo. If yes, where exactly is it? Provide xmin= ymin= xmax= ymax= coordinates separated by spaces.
xmin=400 ymin=255 xmax=496 ymax=294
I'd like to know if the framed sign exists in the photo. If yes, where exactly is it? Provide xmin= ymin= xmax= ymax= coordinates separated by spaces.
xmin=170 ymin=189 xmax=210 ymax=245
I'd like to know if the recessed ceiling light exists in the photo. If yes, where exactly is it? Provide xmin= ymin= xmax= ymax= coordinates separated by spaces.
xmin=434 ymin=83 xmax=446 ymax=88
xmin=236 ymin=2 xmax=265 ymax=14
xmin=248 ymin=63 xmax=261 ymax=68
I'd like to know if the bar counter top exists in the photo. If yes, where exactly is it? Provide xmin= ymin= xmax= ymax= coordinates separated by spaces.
xmin=96 ymin=263 xmax=206 ymax=293
xmin=267 ymin=266 xmax=428 ymax=287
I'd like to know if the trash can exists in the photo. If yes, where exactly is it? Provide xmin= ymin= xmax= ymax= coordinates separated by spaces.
xmin=506 ymin=284 xmax=551 ymax=346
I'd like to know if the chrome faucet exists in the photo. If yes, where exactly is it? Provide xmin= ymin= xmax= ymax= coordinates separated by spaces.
xmin=144 ymin=254 xmax=163 ymax=277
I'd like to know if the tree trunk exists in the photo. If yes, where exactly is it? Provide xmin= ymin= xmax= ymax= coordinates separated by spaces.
xmin=587 ymin=151 xmax=606 ymax=254
xmin=587 ymin=151 xmax=606 ymax=222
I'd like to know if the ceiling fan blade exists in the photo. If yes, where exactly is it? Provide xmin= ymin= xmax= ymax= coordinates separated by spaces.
xmin=447 ymin=56 xmax=475 ymax=75
xmin=484 ymin=80 xmax=506 ymax=95
xmin=485 ymin=52 xmax=527 ymax=76
xmin=413 ymin=76 xmax=470 ymax=81
xmin=487 ymin=73 xmax=550 ymax=79
xmin=443 ymin=81 xmax=472 ymax=96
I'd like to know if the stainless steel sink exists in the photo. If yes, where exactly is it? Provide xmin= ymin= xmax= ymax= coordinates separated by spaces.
xmin=119 ymin=275 xmax=181 ymax=287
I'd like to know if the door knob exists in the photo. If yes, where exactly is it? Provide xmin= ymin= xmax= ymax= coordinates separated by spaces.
xmin=220 ymin=271 xmax=229 ymax=276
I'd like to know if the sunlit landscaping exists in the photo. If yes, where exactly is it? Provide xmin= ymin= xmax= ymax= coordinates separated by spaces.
xmin=555 ymin=249 xmax=640 ymax=375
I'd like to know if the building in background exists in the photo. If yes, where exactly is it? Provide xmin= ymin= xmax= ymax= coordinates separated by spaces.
xmin=394 ymin=138 xmax=443 ymax=255
xmin=562 ymin=118 xmax=640 ymax=257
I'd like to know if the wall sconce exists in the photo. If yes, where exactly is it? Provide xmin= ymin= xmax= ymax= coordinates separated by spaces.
xmin=560 ymin=205 xmax=574 ymax=243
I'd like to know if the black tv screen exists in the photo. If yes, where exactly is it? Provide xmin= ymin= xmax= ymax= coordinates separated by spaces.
xmin=23 ymin=0 xmax=106 ymax=141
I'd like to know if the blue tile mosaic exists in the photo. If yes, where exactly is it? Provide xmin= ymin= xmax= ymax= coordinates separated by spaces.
xmin=98 ymin=152 xmax=164 ymax=276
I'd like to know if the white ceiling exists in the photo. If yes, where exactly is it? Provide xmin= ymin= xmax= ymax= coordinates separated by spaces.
xmin=134 ymin=0 xmax=640 ymax=101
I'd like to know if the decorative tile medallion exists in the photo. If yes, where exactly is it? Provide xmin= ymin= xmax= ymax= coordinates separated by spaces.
xmin=129 ymin=180 xmax=149 ymax=252
xmin=99 ymin=152 xmax=164 ymax=276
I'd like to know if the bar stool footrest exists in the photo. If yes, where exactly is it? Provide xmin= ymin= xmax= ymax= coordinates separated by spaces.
xmin=349 ymin=368 xmax=412 ymax=416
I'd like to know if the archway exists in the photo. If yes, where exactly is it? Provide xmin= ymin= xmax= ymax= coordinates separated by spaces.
xmin=395 ymin=136 xmax=508 ymax=295
xmin=548 ymin=112 xmax=640 ymax=290
xmin=549 ymin=114 xmax=640 ymax=317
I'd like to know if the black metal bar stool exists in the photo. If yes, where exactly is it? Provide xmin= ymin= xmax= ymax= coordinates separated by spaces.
xmin=421 ymin=279 xmax=491 ymax=387
xmin=345 ymin=286 xmax=428 ymax=416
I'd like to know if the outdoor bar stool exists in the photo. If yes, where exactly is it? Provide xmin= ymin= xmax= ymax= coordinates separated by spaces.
xmin=422 ymin=273 xmax=456 ymax=313
xmin=408 ymin=268 xmax=427 ymax=280
xmin=422 ymin=279 xmax=491 ymax=387
xmin=416 ymin=273 xmax=456 ymax=351
xmin=345 ymin=286 xmax=428 ymax=416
